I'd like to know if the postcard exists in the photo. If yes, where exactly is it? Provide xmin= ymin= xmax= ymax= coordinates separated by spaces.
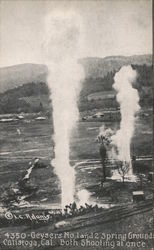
xmin=0 ymin=0 xmax=153 ymax=249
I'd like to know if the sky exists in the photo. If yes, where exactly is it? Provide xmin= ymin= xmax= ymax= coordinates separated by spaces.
xmin=0 ymin=0 xmax=152 ymax=67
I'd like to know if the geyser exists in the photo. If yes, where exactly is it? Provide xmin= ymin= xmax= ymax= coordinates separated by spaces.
xmin=112 ymin=65 xmax=140 ymax=175
xmin=44 ymin=11 xmax=84 ymax=208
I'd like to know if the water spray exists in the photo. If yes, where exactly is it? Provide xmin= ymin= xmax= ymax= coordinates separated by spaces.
xmin=112 ymin=65 xmax=140 ymax=175
xmin=44 ymin=11 xmax=84 ymax=208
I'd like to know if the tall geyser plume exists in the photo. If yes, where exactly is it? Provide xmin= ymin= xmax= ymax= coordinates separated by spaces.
xmin=44 ymin=11 xmax=84 ymax=208
xmin=112 ymin=66 xmax=140 ymax=175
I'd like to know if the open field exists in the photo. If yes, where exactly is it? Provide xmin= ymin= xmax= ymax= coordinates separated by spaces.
xmin=0 ymin=114 xmax=152 ymax=205
xmin=0 ymin=112 xmax=153 ymax=250
xmin=0 ymin=114 xmax=152 ymax=165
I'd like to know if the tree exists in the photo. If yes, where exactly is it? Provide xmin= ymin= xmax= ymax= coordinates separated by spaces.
xmin=39 ymin=102 xmax=44 ymax=112
xmin=99 ymin=142 xmax=107 ymax=185
xmin=118 ymin=161 xmax=129 ymax=184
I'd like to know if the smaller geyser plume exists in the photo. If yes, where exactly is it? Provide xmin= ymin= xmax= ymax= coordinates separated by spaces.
xmin=112 ymin=66 xmax=140 ymax=175
xmin=44 ymin=11 xmax=84 ymax=208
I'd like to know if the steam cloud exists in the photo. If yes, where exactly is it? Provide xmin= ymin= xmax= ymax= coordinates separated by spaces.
xmin=44 ymin=11 xmax=84 ymax=208
xmin=112 ymin=65 xmax=140 ymax=175
xmin=77 ymin=189 xmax=91 ymax=206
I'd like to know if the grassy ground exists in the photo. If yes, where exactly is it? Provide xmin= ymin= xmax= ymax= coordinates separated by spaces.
xmin=0 ymin=115 xmax=152 ymax=203
xmin=0 ymin=114 xmax=153 ymax=250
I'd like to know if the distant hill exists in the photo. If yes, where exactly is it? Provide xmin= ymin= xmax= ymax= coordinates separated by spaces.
xmin=0 ymin=64 xmax=48 ymax=93
xmin=0 ymin=54 xmax=152 ymax=114
xmin=79 ymin=54 xmax=152 ymax=78
xmin=0 ymin=54 xmax=152 ymax=93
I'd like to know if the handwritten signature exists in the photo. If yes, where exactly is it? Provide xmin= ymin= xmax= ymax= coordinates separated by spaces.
xmin=5 ymin=212 xmax=51 ymax=222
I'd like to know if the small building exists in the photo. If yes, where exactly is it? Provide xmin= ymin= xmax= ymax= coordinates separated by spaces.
xmin=132 ymin=191 xmax=145 ymax=202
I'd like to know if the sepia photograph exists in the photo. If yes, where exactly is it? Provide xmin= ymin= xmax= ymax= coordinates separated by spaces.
xmin=0 ymin=0 xmax=153 ymax=249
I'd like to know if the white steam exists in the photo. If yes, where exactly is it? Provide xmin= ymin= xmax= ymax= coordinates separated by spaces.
xmin=112 ymin=65 xmax=140 ymax=175
xmin=44 ymin=11 xmax=84 ymax=208
xmin=77 ymin=189 xmax=91 ymax=206
xmin=98 ymin=125 xmax=113 ymax=142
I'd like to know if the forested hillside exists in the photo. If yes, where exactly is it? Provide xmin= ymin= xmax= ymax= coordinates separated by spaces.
xmin=0 ymin=57 xmax=152 ymax=114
